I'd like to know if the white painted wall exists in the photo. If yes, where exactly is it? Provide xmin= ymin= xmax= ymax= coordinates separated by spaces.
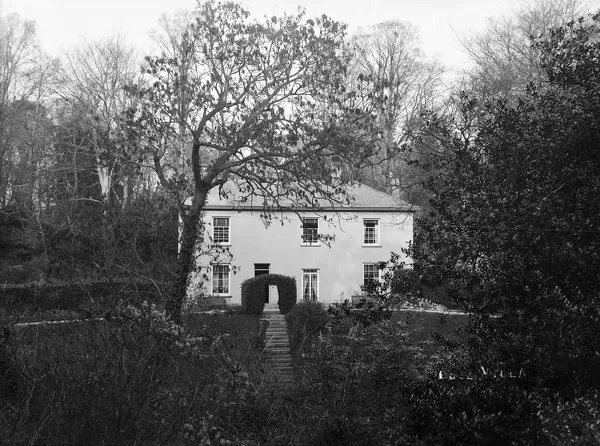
xmin=190 ymin=209 xmax=414 ymax=306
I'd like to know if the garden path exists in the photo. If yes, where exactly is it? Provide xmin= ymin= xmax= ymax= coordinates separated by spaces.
xmin=262 ymin=307 xmax=295 ymax=388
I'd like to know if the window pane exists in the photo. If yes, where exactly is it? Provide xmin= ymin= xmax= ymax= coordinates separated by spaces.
xmin=302 ymin=269 xmax=318 ymax=301
xmin=212 ymin=264 xmax=230 ymax=294
xmin=363 ymin=264 xmax=379 ymax=286
xmin=302 ymin=218 xmax=318 ymax=244
xmin=254 ymin=263 xmax=270 ymax=276
xmin=213 ymin=217 xmax=229 ymax=243
xmin=363 ymin=219 xmax=378 ymax=244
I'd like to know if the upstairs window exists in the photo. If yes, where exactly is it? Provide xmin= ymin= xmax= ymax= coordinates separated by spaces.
xmin=212 ymin=264 xmax=230 ymax=295
xmin=213 ymin=217 xmax=230 ymax=244
xmin=363 ymin=219 xmax=380 ymax=245
xmin=302 ymin=217 xmax=319 ymax=245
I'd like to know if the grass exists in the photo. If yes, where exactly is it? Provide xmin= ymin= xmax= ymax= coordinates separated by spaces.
xmin=393 ymin=310 xmax=468 ymax=343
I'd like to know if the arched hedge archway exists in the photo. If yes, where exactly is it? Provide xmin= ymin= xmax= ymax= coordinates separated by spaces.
xmin=241 ymin=273 xmax=297 ymax=315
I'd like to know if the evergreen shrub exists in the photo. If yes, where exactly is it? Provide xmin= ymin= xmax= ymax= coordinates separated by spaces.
xmin=240 ymin=274 xmax=296 ymax=315
xmin=285 ymin=300 xmax=329 ymax=357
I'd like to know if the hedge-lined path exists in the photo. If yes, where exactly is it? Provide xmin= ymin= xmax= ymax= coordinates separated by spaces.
xmin=262 ymin=306 xmax=295 ymax=388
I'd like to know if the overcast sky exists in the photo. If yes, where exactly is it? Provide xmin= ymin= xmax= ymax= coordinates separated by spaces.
xmin=3 ymin=0 xmax=524 ymax=72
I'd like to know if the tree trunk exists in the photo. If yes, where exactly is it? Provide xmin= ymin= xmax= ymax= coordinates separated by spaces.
xmin=167 ymin=187 xmax=208 ymax=323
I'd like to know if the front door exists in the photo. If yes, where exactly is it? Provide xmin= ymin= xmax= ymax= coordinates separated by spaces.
xmin=254 ymin=263 xmax=270 ymax=303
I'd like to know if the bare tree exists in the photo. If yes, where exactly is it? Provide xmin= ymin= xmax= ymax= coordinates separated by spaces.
xmin=56 ymin=34 xmax=144 ymax=209
xmin=148 ymin=10 xmax=197 ymax=183
xmin=458 ymin=0 xmax=592 ymax=100
xmin=349 ymin=20 xmax=445 ymax=196
xmin=0 ymin=13 xmax=38 ymax=206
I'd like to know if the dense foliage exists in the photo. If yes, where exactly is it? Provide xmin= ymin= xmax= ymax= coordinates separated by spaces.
xmin=284 ymin=300 xmax=329 ymax=358
xmin=1 ymin=308 xmax=269 ymax=444
xmin=240 ymin=273 xmax=296 ymax=315
xmin=413 ymin=12 xmax=600 ymax=391
xmin=0 ymin=280 xmax=165 ymax=322
xmin=395 ymin=12 xmax=600 ymax=443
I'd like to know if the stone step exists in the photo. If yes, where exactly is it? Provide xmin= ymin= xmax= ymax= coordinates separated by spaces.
xmin=268 ymin=357 xmax=292 ymax=363
xmin=262 ymin=311 xmax=295 ymax=393
xmin=267 ymin=344 xmax=290 ymax=350
xmin=265 ymin=343 xmax=290 ymax=348
xmin=265 ymin=348 xmax=291 ymax=354
xmin=268 ymin=351 xmax=291 ymax=356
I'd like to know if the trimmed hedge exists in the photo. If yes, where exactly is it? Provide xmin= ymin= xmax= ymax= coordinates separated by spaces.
xmin=240 ymin=274 xmax=297 ymax=315
xmin=0 ymin=280 xmax=166 ymax=317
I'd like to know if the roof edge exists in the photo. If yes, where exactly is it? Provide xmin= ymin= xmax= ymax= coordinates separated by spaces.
xmin=202 ymin=204 xmax=420 ymax=212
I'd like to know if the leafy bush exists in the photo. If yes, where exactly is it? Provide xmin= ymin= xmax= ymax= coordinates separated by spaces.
xmin=275 ymin=275 xmax=297 ymax=314
xmin=240 ymin=274 xmax=296 ymax=315
xmin=288 ymin=314 xmax=428 ymax=444
xmin=285 ymin=301 xmax=329 ymax=358
xmin=0 ymin=304 xmax=272 ymax=444
xmin=240 ymin=277 xmax=266 ymax=315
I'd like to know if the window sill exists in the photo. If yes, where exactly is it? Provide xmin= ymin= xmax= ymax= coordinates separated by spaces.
xmin=212 ymin=295 xmax=232 ymax=298
xmin=212 ymin=243 xmax=232 ymax=247
xmin=362 ymin=244 xmax=382 ymax=248
xmin=301 ymin=243 xmax=321 ymax=247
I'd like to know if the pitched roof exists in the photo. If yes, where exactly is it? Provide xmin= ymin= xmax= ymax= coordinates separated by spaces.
xmin=203 ymin=181 xmax=417 ymax=212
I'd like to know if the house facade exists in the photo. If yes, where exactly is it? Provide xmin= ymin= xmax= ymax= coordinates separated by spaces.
xmin=189 ymin=183 xmax=416 ymax=306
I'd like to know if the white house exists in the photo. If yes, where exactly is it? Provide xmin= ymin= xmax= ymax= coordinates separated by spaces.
xmin=188 ymin=182 xmax=417 ymax=307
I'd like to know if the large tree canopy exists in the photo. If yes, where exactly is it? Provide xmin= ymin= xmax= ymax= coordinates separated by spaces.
xmin=130 ymin=0 xmax=378 ymax=320
xmin=412 ymin=11 xmax=600 ymax=390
